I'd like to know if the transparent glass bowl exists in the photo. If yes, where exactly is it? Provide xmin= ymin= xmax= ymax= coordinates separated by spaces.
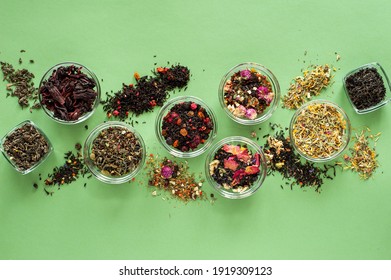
xmin=155 ymin=96 xmax=218 ymax=158
xmin=83 ymin=121 xmax=146 ymax=184
xmin=289 ymin=100 xmax=351 ymax=162
xmin=38 ymin=62 xmax=101 ymax=124
xmin=205 ymin=136 xmax=267 ymax=199
xmin=343 ymin=62 xmax=391 ymax=114
xmin=0 ymin=120 xmax=53 ymax=174
xmin=218 ymin=62 xmax=280 ymax=125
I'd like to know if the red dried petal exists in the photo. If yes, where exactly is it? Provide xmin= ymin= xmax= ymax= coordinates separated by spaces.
xmin=244 ymin=165 xmax=260 ymax=175
xmin=231 ymin=169 xmax=245 ymax=186
xmin=236 ymin=149 xmax=250 ymax=162
xmin=254 ymin=153 xmax=260 ymax=167
xmin=222 ymin=144 xmax=241 ymax=155
xmin=223 ymin=158 xmax=239 ymax=171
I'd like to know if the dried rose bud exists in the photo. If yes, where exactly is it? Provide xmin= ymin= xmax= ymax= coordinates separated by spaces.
xmin=240 ymin=69 xmax=251 ymax=79
xmin=258 ymin=86 xmax=269 ymax=94
xmin=161 ymin=166 xmax=173 ymax=179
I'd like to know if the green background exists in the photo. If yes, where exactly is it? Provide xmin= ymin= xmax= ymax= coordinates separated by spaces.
xmin=0 ymin=0 xmax=390 ymax=260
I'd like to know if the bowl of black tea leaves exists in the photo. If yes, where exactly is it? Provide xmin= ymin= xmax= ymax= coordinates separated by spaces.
xmin=205 ymin=136 xmax=267 ymax=199
xmin=343 ymin=62 xmax=391 ymax=114
xmin=83 ymin=122 xmax=145 ymax=184
xmin=39 ymin=62 xmax=100 ymax=124
xmin=0 ymin=120 xmax=53 ymax=174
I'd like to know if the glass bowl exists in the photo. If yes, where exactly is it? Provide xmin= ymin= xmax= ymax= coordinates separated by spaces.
xmin=205 ymin=136 xmax=267 ymax=199
xmin=38 ymin=62 xmax=101 ymax=124
xmin=83 ymin=121 xmax=146 ymax=184
xmin=289 ymin=99 xmax=351 ymax=162
xmin=343 ymin=62 xmax=391 ymax=114
xmin=0 ymin=120 xmax=53 ymax=174
xmin=218 ymin=62 xmax=280 ymax=125
xmin=155 ymin=96 xmax=218 ymax=158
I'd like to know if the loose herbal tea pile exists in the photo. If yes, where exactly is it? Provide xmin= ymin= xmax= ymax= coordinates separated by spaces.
xmin=209 ymin=144 xmax=261 ymax=193
xmin=161 ymin=101 xmax=213 ymax=152
xmin=90 ymin=126 xmax=143 ymax=177
xmin=102 ymin=64 xmax=190 ymax=120
xmin=344 ymin=67 xmax=386 ymax=110
xmin=291 ymin=102 xmax=347 ymax=159
xmin=282 ymin=64 xmax=332 ymax=109
xmin=223 ymin=68 xmax=275 ymax=120
xmin=1 ymin=122 xmax=50 ymax=172
xmin=0 ymin=61 xmax=40 ymax=110
xmin=44 ymin=150 xmax=90 ymax=187
xmin=263 ymin=128 xmax=336 ymax=192
xmin=39 ymin=64 xmax=98 ymax=121
xmin=146 ymin=154 xmax=204 ymax=201
xmin=343 ymin=129 xmax=380 ymax=180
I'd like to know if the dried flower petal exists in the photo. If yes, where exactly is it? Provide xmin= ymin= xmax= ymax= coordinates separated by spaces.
xmin=224 ymin=158 xmax=239 ymax=171
xmin=254 ymin=153 xmax=260 ymax=167
xmin=245 ymin=108 xmax=257 ymax=120
xmin=240 ymin=69 xmax=251 ymax=79
xmin=222 ymin=144 xmax=241 ymax=155
xmin=231 ymin=169 xmax=246 ymax=186
xmin=245 ymin=165 xmax=260 ymax=175
xmin=260 ymin=91 xmax=274 ymax=104
xmin=258 ymin=86 xmax=269 ymax=94
xmin=233 ymin=105 xmax=246 ymax=117
xmin=236 ymin=149 xmax=250 ymax=162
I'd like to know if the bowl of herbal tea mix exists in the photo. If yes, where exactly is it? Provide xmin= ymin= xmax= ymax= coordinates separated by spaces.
xmin=343 ymin=62 xmax=391 ymax=114
xmin=289 ymin=100 xmax=351 ymax=162
xmin=205 ymin=136 xmax=267 ymax=199
xmin=83 ymin=122 xmax=145 ymax=184
xmin=155 ymin=96 xmax=217 ymax=158
xmin=38 ymin=62 xmax=100 ymax=124
xmin=0 ymin=120 xmax=53 ymax=174
xmin=218 ymin=62 xmax=280 ymax=125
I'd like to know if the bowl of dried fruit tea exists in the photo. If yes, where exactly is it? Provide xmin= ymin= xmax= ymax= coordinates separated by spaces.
xmin=39 ymin=62 xmax=101 ymax=124
xmin=343 ymin=62 xmax=391 ymax=114
xmin=219 ymin=62 xmax=280 ymax=125
xmin=205 ymin=136 xmax=267 ymax=199
xmin=0 ymin=120 xmax=53 ymax=174
xmin=289 ymin=99 xmax=351 ymax=162
xmin=83 ymin=121 xmax=145 ymax=184
xmin=155 ymin=96 xmax=217 ymax=158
